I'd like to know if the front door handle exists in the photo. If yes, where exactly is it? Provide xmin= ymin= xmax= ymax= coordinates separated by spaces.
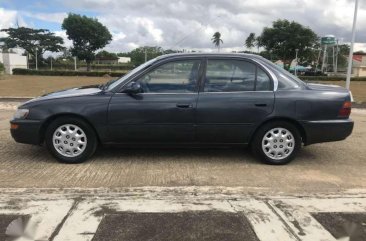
xmin=176 ymin=103 xmax=193 ymax=108
xmin=255 ymin=103 xmax=267 ymax=107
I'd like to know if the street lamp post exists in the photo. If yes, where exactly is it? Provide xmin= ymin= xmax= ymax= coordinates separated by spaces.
xmin=346 ymin=0 xmax=359 ymax=90
xmin=74 ymin=57 xmax=77 ymax=71
xmin=295 ymin=49 xmax=299 ymax=76
xmin=35 ymin=47 xmax=38 ymax=71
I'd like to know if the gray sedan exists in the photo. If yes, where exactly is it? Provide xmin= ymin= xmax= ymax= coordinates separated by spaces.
xmin=10 ymin=53 xmax=353 ymax=164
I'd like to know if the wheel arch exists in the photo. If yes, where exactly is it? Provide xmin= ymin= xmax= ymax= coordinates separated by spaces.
xmin=39 ymin=113 xmax=101 ymax=144
xmin=248 ymin=117 xmax=307 ymax=145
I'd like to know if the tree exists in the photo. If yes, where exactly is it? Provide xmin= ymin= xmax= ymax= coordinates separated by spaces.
xmin=211 ymin=32 xmax=223 ymax=52
xmin=96 ymin=50 xmax=118 ymax=59
xmin=258 ymin=19 xmax=318 ymax=69
xmin=62 ymin=13 xmax=112 ymax=71
xmin=0 ymin=61 xmax=4 ymax=72
xmin=245 ymin=33 xmax=261 ymax=53
xmin=0 ymin=27 xmax=64 ymax=64
xmin=337 ymin=44 xmax=351 ymax=69
xmin=128 ymin=46 xmax=164 ymax=66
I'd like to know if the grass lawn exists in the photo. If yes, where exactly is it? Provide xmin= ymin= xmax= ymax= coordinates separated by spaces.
xmin=312 ymin=80 xmax=366 ymax=103
xmin=0 ymin=75 xmax=365 ymax=103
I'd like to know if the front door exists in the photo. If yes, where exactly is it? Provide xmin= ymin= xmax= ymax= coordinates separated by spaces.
xmin=196 ymin=58 xmax=275 ymax=143
xmin=108 ymin=58 xmax=202 ymax=143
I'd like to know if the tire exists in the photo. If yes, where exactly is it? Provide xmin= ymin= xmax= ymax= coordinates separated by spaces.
xmin=45 ymin=117 xmax=98 ymax=163
xmin=251 ymin=121 xmax=302 ymax=165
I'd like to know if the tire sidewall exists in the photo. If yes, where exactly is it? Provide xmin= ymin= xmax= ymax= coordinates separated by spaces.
xmin=252 ymin=121 xmax=301 ymax=165
xmin=45 ymin=117 xmax=97 ymax=163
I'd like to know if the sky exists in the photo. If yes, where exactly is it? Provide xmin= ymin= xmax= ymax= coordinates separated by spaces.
xmin=0 ymin=0 xmax=366 ymax=55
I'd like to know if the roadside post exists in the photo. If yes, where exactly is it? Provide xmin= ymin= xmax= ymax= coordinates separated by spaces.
xmin=346 ymin=0 xmax=359 ymax=91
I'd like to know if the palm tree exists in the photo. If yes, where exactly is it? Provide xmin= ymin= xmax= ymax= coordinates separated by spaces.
xmin=245 ymin=33 xmax=261 ymax=53
xmin=211 ymin=32 xmax=223 ymax=52
xmin=245 ymin=33 xmax=256 ymax=50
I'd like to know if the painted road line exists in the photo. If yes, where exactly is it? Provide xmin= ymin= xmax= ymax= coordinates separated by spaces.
xmin=229 ymin=199 xmax=298 ymax=241
xmin=268 ymin=199 xmax=337 ymax=241
xmin=0 ymin=198 xmax=74 ymax=240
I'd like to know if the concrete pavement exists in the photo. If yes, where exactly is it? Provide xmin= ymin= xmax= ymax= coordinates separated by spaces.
xmin=1 ymin=188 xmax=366 ymax=241
xmin=0 ymin=104 xmax=366 ymax=192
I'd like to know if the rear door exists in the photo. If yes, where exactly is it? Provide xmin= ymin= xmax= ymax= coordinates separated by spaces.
xmin=196 ymin=58 xmax=275 ymax=143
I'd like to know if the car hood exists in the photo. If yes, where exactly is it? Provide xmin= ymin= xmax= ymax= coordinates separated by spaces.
xmin=23 ymin=85 xmax=103 ymax=105
xmin=306 ymin=83 xmax=349 ymax=92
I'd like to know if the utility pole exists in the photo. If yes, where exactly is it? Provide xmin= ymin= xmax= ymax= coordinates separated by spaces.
xmin=144 ymin=48 xmax=147 ymax=63
xmin=335 ymin=39 xmax=339 ymax=74
xmin=321 ymin=45 xmax=327 ymax=73
xmin=35 ymin=47 xmax=38 ymax=70
xmin=74 ymin=57 xmax=77 ymax=71
xmin=50 ymin=57 xmax=53 ymax=71
xmin=346 ymin=0 xmax=359 ymax=90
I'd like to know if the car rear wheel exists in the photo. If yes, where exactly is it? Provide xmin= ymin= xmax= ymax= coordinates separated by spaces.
xmin=45 ymin=117 xmax=97 ymax=163
xmin=251 ymin=121 xmax=301 ymax=165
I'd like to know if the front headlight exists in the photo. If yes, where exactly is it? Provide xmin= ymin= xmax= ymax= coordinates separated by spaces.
xmin=13 ymin=109 xmax=29 ymax=119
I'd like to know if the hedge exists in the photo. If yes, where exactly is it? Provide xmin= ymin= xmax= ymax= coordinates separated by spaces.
xmin=299 ymin=76 xmax=366 ymax=81
xmin=12 ymin=68 xmax=127 ymax=77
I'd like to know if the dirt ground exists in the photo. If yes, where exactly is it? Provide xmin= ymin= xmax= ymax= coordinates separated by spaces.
xmin=0 ymin=75 xmax=114 ymax=97
xmin=1 ymin=75 xmax=366 ymax=103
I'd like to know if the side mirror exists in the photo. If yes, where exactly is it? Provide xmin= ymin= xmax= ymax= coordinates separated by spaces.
xmin=123 ymin=82 xmax=142 ymax=94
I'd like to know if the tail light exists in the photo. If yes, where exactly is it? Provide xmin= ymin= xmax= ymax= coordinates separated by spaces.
xmin=339 ymin=101 xmax=352 ymax=117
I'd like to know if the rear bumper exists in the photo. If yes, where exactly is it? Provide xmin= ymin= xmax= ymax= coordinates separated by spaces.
xmin=302 ymin=119 xmax=354 ymax=145
xmin=10 ymin=119 xmax=43 ymax=145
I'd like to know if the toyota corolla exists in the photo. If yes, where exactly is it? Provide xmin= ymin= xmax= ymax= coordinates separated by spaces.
xmin=10 ymin=53 xmax=353 ymax=164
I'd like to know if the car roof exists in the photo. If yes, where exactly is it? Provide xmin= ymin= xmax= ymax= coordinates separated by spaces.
xmin=156 ymin=52 xmax=263 ymax=60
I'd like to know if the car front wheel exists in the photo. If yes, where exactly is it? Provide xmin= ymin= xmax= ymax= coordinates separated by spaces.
xmin=45 ymin=117 xmax=97 ymax=163
xmin=251 ymin=121 xmax=302 ymax=165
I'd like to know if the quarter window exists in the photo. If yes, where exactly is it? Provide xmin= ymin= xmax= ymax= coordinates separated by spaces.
xmin=135 ymin=60 xmax=201 ymax=93
xmin=204 ymin=59 xmax=272 ymax=92
xmin=256 ymin=67 xmax=271 ymax=91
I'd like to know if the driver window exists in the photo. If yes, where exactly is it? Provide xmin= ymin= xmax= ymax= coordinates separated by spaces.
xmin=136 ymin=60 xmax=201 ymax=93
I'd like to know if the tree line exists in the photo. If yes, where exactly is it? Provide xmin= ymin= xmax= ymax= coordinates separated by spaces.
xmin=0 ymin=15 xmax=352 ymax=72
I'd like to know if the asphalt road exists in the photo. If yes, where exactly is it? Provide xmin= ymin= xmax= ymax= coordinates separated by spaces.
xmin=1 ymin=106 xmax=366 ymax=193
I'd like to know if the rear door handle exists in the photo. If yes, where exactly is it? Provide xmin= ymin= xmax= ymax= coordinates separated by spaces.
xmin=255 ymin=103 xmax=267 ymax=107
xmin=176 ymin=103 xmax=193 ymax=108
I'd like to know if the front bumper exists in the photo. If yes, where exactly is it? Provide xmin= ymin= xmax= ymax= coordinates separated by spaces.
xmin=302 ymin=119 xmax=354 ymax=145
xmin=10 ymin=119 xmax=43 ymax=145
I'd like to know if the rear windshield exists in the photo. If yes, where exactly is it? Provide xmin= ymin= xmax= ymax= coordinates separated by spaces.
xmin=258 ymin=57 xmax=304 ymax=90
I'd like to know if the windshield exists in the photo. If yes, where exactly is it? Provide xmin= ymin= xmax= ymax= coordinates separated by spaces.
xmin=106 ymin=58 xmax=157 ymax=91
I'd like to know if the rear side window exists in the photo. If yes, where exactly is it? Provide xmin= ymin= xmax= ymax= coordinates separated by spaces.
xmin=204 ymin=59 xmax=271 ymax=92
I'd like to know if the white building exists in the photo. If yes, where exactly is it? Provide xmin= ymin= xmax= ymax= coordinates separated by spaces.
xmin=353 ymin=53 xmax=366 ymax=77
xmin=118 ymin=57 xmax=131 ymax=63
xmin=0 ymin=52 xmax=27 ymax=74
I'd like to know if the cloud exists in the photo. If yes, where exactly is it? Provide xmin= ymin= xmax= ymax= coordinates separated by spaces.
xmin=20 ymin=11 xmax=67 ymax=24
xmin=0 ymin=8 xmax=22 ymax=37
xmin=59 ymin=0 xmax=366 ymax=52
xmin=1 ymin=0 xmax=366 ymax=53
